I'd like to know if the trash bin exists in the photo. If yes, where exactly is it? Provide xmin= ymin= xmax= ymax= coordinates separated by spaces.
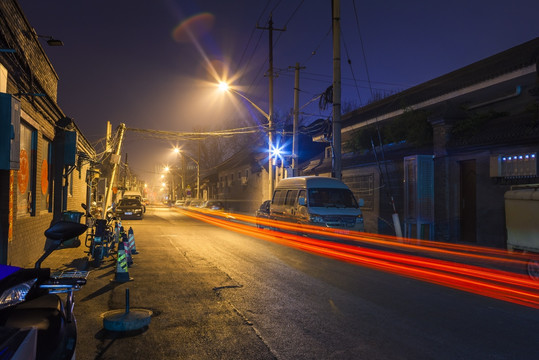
xmin=62 ymin=211 xmax=85 ymax=224
xmin=504 ymin=186 xmax=539 ymax=252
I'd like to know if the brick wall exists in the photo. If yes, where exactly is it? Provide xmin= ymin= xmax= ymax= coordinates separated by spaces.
xmin=0 ymin=0 xmax=59 ymax=101
xmin=1 ymin=1 xmax=93 ymax=266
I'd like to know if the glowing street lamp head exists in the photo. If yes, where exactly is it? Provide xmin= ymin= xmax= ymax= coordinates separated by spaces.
xmin=218 ymin=81 xmax=230 ymax=92
xmin=164 ymin=166 xmax=170 ymax=172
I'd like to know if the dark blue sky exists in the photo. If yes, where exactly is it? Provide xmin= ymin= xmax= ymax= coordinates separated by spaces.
xmin=19 ymin=0 xmax=539 ymax=176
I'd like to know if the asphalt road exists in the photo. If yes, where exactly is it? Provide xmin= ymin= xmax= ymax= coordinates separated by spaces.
xmin=73 ymin=205 xmax=539 ymax=359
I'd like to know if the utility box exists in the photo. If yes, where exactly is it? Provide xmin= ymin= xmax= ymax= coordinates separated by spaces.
xmin=505 ymin=185 xmax=539 ymax=252
xmin=64 ymin=130 xmax=77 ymax=166
xmin=0 ymin=93 xmax=21 ymax=170
xmin=404 ymin=155 xmax=435 ymax=239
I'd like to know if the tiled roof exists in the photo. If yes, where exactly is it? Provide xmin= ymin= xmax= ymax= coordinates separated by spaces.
xmin=343 ymin=37 xmax=539 ymax=127
xmin=448 ymin=112 xmax=539 ymax=148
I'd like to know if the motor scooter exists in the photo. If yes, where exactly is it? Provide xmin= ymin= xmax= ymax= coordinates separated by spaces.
xmin=0 ymin=220 xmax=89 ymax=360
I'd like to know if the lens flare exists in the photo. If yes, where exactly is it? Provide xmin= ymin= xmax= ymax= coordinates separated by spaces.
xmin=172 ymin=13 xmax=215 ymax=43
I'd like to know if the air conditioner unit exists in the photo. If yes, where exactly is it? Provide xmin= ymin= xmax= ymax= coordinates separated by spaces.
xmin=64 ymin=130 xmax=78 ymax=166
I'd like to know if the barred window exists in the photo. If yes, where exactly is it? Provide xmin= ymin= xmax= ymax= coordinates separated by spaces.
xmin=344 ymin=173 xmax=374 ymax=211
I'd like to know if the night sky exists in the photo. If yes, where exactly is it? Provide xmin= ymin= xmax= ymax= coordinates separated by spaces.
xmin=18 ymin=0 xmax=539 ymax=179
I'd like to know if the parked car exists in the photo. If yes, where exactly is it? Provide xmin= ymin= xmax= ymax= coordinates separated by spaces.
xmin=174 ymin=199 xmax=185 ymax=207
xmin=114 ymin=198 xmax=145 ymax=220
xmin=203 ymin=200 xmax=224 ymax=211
xmin=255 ymin=200 xmax=271 ymax=229
xmin=188 ymin=199 xmax=203 ymax=208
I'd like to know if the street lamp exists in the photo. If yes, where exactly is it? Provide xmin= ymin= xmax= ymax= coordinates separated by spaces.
xmin=218 ymin=82 xmax=275 ymax=198
xmin=173 ymin=148 xmax=200 ymax=200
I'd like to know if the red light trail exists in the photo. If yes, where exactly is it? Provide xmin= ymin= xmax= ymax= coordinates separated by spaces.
xmin=175 ymin=208 xmax=539 ymax=309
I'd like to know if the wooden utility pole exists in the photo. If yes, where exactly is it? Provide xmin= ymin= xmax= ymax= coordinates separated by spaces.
xmin=103 ymin=123 xmax=126 ymax=218
xmin=258 ymin=14 xmax=285 ymax=197
xmin=332 ymin=0 xmax=342 ymax=180
xmin=290 ymin=62 xmax=305 ymax=176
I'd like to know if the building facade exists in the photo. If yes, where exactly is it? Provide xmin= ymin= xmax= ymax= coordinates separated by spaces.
xmin=302 ymin=37 xmax=539 ymax=248
xmin=1 ymin=0 xmax=95 ymax=266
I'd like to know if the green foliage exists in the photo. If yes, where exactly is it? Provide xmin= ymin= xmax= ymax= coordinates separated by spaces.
xmin=345 ymin=108 xmax=432 ymax=152
xmin=451 ymin=110 xmax=508 ymax=139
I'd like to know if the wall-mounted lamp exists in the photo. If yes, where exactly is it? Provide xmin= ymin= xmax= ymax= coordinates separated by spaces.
xmin=37 ymin=35 xmax=63 ymax=47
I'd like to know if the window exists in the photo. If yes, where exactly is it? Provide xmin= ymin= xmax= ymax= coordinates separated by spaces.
xmin=298 ymin=190 xmax=306 ymax=203
xmin=17 ymin=123 xmax=36 ymax=217
xmin=285 ymin=190 xmax=298 ymax=206
xmin=272 ymin=189 xmax=286 ymax=205
xmin=40 ymin=138 xmax=52 ymax=212
xmin=344 ymin=174 xmax=374 ymax=210
xmin=308 ymin=188 xmax=358 ymax=208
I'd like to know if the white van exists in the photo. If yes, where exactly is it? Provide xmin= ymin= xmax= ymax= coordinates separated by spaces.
xmin=270 ymin=176 xmax=364 ymax=232
xmin=121 ymin=190 xmax=145 ymax=211
xmin=122 ymin=190 xmax=142 ymax=200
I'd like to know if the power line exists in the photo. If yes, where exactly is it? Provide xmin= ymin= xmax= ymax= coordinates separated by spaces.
xmin=124 ymin=125 xmax=267 ymax=141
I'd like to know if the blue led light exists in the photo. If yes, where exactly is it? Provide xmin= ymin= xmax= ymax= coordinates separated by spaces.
xmin=519 ymin=155 xmax=523 ymax=160
xmin=525 ymin=155 xmax=530 ymax=159
xmin=502 ymin=157 xmax=507 ymax=161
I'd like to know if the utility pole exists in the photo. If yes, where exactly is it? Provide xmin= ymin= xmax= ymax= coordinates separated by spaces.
xmin=332 ymin=0 xmax=342 ymax=180
xmin=290 ymin=62 xmax=305 ymax=177
xmin=258 ymin=14 xmax=285 ymax=197
xmin=103 ymin=123 xmax=126 ymax=218
xmin=123 ymin=152 xmax=128 ymax=190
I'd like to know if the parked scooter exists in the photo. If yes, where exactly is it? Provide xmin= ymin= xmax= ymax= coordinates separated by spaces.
xmin=0 ymin=220 xmax=89 ymax=359
xmin=82 ymin=203 xmax=117 ymax=267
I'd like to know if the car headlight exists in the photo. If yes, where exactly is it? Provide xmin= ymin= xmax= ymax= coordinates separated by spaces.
xmin=0 ymin=278 xmax=37 ymax=310
xmin=310 ymin=214 xmax=325 ymax=223
xmin=356 ymin=214 xmax=364 ymax=223
xmin=134 ymin=209 xmax=142 ymax=213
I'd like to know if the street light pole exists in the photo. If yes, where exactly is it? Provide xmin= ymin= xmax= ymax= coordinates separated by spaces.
xmin=175 ymin=149 xmax=200 ymax=200
xmin=218 ymin=83 xmax=275 ymax=198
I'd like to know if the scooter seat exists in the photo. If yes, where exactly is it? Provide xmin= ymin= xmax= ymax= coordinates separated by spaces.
xmin=2 ymin=294 xmax=64 ymax=331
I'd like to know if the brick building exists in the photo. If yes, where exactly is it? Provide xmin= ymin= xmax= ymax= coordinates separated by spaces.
xmin=0 ymin=0 xmax=95 ymax=266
